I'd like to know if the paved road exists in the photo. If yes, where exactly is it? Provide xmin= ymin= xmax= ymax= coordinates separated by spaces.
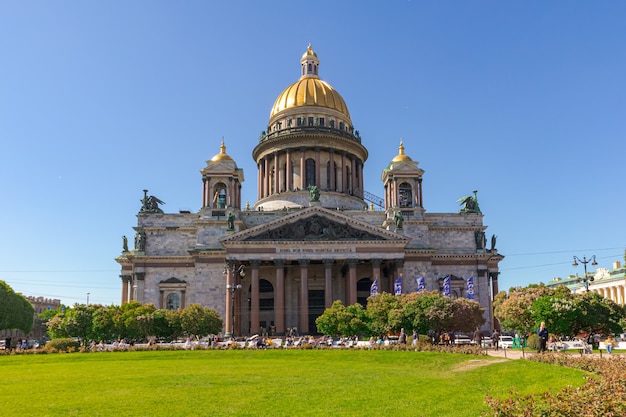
xmin=485 ymin=348 xmax=618 ymax=360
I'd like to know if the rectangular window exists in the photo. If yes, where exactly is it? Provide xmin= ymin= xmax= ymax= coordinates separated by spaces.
xmin=260 ymin=298 xmax=274 ymax=311
xmin=308 ymin=117 xmax=314 ymax=126
xmin=297 ymin=118 xmax=303 ymax=126
xmin=339 ymin=121 xmax=344 ymax=131
xmin=329 ymin=119 xmax=335 ymax=128
xmin=319 ymin=118 xmax=325 ymax=127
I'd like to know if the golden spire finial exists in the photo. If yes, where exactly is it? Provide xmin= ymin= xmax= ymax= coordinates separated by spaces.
xmin=219 ymin=139 xmax=226 ymax=155
xmin=391 ymin=138 xmax=412 ymax=163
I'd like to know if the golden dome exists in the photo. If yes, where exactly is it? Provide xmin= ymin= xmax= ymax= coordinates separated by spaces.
xmin=211 ymin=141 xmax=234 ymax=162
xmin=391 ymin=140 xmax=412 ymax=163
xmin=270 ymin=78 xmax=351 ymax=120
xmin=269 ymin=45 xmax=351 ymax=122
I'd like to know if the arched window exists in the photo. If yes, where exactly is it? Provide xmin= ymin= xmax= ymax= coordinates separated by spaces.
xmin=399 ymin=182 xmax=413 ymax=208
xmin=213 ymin=182 xmax=227 ymax=209
xmin=166 ymin=293 xmax=180 ymax=310
xmin=305 ymin=158 xmax=316 ymax=187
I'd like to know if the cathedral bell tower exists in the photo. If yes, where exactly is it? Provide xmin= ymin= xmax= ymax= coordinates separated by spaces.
xmin=200 ymin=141 xmax=244 ymax=209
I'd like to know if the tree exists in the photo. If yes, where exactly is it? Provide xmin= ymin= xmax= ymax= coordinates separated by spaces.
xmin=0 ymin=281 xmax=34 ymax=333
xmin=91 ymin=305 xmax=118 ymax=342
xmin=422 ymin=294 xmax=454 ymax=334
xmin=493 ymin=284 xmax=555 ymax=334
xmin=449 ymin=297 xmax=486 ymax=333
xmin=179 ymin=304 xmax=222 ymax=338
xmin=366 ymin=292 xmax=404 ymax=336
xmin=114 ymin=302 xmax=158 ymax=342
xmin=495 ymin=283 xmax=626 ymax=339
xmin=47 ymin=304 xmax=95 ymax=343
xmin=573 ymin=292 xmax=625 ymax=336
xmin=530 ymin=290 xmax=578 ymax=336
xmin=316 ymin=300 xmax=368 ymax=337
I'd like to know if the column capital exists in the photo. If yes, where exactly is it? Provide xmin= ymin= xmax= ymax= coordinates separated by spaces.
xmin=371 ymin=259 xmax=382 ymax=268
xmin=347 ymin=259 xmax=358 ymax=267
xmin=274 ymin=259 xmax=285 ymax=268
xmin=250 ymin=260 xmax=261 ymax=268
xmin=299 ymin=259 xmax=310 ymax=267
xmin=323 ymin=259 xmax=334 ymax=266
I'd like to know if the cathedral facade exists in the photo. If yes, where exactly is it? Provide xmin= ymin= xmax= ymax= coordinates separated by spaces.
xmin=116 ymin=46 xmax=503 ymax=337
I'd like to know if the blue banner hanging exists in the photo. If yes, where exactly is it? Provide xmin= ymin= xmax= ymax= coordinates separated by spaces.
xmin=394 ymin=276 xmax=403 ymax=296
xmin=466 ymin=276 xmax=474 ymax=299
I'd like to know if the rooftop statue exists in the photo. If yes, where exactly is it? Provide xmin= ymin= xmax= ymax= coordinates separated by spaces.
xmin=134 ymin=231 xmax=145 ymax=251
xmin=308 ymin=185 xmax=320 ymax=202
xmin=394 ymin=210 xmax=404 ymax=229
xmin=140 ymin=189 xmax=165 ymax=214
xmin=457 ymin=190 xmax=481 ymax=214
xmin=227 ymin=212 xmax=235 ymax=231
xmin=490 ymin=234 xmax=497 ymax=251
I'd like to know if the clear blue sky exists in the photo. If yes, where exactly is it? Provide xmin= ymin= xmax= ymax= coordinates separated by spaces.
xmin=1 ymin=1 xmax=624 ymax=306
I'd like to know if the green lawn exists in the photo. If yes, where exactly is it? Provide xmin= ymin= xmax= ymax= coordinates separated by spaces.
xmin=0 ymin=350 xmax=586 ymax=416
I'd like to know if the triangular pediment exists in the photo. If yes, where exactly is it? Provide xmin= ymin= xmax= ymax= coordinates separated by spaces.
xmin=221 ymin=206 xmax=408 ymax=244
xmin=160 ymin=277 xmax=187 ymax=284
xmin=383 ymin=160 xmax=424 ymax=174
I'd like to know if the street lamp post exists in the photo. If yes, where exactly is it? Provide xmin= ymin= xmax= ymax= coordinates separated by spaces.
xmin=226 ymin=283 xmax=242 ymax=337
xmin=223 ymin=261 xmax=245 ymax=338
xmin=572 ymin=255 xmax=598 ymax=291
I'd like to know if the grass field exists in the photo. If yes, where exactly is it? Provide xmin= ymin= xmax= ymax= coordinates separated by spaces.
xmin=0 ymin=350 xmax=586 ymax=416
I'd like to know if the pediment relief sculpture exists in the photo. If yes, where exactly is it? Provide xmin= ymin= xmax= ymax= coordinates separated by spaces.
xmin=243 ymin=215 xmax=386 ymax=242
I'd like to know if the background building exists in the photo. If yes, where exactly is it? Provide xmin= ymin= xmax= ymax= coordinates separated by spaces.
xmin=547 ymin=259 xmax=626 ymax=304
xmin=116 ymin=46 xmax=503 ymax=337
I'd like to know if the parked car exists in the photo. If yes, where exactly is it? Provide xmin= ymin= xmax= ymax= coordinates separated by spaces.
xmin=498 ymin=335 xmax=514 ymax=348
xmin=480 ymin=336 xmax=493 ymax=348
xmin=454 ymin=334 xmax=473 ymax=345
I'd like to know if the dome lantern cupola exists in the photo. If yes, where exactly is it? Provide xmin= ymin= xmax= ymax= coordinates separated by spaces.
xmin=301 ymin=44 xmax=319 ymax=78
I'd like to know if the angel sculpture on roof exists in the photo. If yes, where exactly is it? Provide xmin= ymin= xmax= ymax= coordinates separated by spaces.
xmin=457 ymin=190 xmax=481 ymax=214
xmin=140 ymin=189 xmax=165 ymax=214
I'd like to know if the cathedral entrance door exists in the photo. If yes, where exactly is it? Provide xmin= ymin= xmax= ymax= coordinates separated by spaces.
xmin=308 ymin=290 xmax=325 ymax=334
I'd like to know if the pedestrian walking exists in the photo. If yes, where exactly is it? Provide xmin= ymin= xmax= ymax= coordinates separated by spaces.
xmin=536 ymin=322 xmax=548 ymax=353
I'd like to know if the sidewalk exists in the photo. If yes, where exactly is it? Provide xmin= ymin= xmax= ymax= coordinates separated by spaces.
xmin=484 ymin=348 xmax=530 ymax=360
xmin=484 ymin=348 xmax=619 ymax=360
